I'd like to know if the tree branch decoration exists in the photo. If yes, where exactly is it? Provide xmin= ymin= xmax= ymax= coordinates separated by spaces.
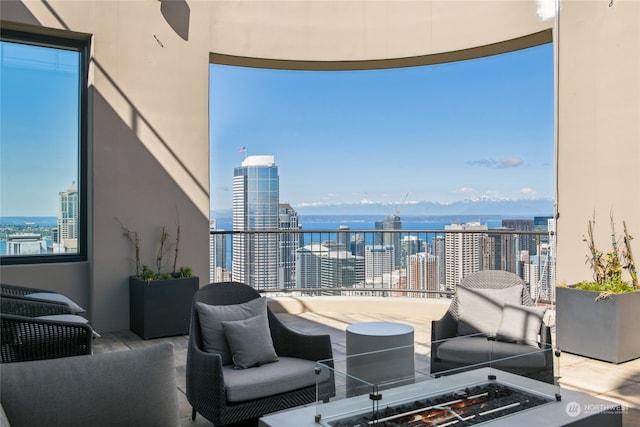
xmin=116 ymin=218 xmax=192 ymax=281
xmin=579 ymin=211 xmax=638 ymax=296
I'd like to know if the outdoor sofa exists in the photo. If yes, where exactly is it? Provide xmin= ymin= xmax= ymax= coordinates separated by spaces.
xmin=0 ymin=342 xmax=180 ymax=427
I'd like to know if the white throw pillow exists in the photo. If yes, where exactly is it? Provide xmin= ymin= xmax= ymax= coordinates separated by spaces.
xmin=496 ymin=303 xmax=545 ymax=345
xmin=457 ymin=285 xmax=523 ymax=336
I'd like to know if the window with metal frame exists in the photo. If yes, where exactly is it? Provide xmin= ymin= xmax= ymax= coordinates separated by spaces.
xmin=0 ymin=28 xmax=88 ymax=264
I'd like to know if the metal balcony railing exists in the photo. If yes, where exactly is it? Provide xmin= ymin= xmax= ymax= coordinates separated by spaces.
xmin=209 ymin=228 xmax=556 ymax=304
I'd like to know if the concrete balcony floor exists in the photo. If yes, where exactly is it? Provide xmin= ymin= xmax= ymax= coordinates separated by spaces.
xmin=93 ymin=297 xmax=640 ymax=426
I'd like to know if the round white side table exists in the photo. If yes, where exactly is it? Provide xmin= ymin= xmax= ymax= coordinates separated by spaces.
xmin=345 ymin=321 xmax=415 ymax=397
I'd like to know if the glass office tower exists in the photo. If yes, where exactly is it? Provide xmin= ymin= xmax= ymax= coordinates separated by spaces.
xmin=232 ymin=155 xmax=279 ymax=290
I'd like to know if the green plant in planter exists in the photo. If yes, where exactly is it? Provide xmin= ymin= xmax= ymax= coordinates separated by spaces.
xmin=117 ymin=218 xmax=193 ymax=281
xmin=573 ymin=212 xmax=638 ymax=298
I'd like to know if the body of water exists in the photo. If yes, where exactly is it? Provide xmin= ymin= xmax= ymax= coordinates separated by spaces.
xmin=213 ymin=214 xmax=511 ymax=233
xmin=0 ymin=214 xmax=543 ymax=256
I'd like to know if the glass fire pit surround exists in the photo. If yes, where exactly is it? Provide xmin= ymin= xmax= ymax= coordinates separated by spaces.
xmin=312 ymin=345 xmax=622 ymax=427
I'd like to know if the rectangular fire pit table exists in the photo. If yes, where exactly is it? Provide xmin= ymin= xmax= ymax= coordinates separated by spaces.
xmin=259 ymin=367 xmax=622 ymax=427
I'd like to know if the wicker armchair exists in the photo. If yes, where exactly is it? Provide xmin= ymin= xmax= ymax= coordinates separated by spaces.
xmin=1 ymin=283 xmax=53 ymax=298
xmin=1 ymin=297 xmax=93 ymax=363
xmin=431 ymin=270 xmax=554 ymax=384
xmin=186 ymin=282 xmax=334 ymax=425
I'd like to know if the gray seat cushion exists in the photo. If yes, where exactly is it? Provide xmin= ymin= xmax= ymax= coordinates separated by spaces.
xmin=0 ymin=342 xmax=180 ymax=427
xmin=1 ymin=403 xmax=10 ymax=427
xmin=223 ymin=356 xmax=330 ymax=403
xmin=436 ymin=336 xmax=547 ymax=369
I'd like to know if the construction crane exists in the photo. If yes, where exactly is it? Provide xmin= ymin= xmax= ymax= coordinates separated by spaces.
xmin=395 ymin=192 xmax=410 ymax=216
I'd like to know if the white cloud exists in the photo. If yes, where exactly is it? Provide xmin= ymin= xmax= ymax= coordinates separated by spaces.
xmin=466 ymin=157 xmax=524 ymax=169
xmin=500 ymin=157 xmax=524 ymax=168
xmin=536 ymin=0 xmax=558 ymax=21
xmin=520 ymin=187 xmax=539 ymax=196
xmin=453 ymin=187 xmax=474 ymax=194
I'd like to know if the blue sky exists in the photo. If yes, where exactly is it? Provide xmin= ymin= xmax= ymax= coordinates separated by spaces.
xmin=209 ymin=43 xmax=554 ymax=213
xmin=0 ymin=40 xmax=553 ymax=217
xmin=1 ymin=42 xmax=79 ymax=217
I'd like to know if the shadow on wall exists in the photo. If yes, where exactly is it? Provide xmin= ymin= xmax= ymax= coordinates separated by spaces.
xmin=160 ymin=0 xmax=190 ymax=41
xmin=1 ymin=1 xmax=40 ymax=26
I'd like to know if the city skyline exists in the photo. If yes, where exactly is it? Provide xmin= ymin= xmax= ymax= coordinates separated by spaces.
xmin=216 ymin=154 xmax=553 ymax=294
xmin=210 ymin=43 xmax=554 ymax=214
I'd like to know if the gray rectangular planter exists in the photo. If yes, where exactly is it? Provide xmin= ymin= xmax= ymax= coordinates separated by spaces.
xmin=129 ymin=276 xmax=199 ymax=340
xmin=556 ymin=286 xmax=640 ymax=363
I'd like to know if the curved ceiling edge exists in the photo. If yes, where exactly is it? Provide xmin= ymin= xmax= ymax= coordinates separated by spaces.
xmin=210 ymin=29 xmax=552 ymax=71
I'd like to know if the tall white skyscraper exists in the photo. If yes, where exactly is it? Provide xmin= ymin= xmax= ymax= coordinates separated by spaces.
xmin=365 ymin=245 xmax=395 ymax=283
xmin=232 ymin=155 xmax=279 ymax=290
xmin=53 ymin=181 xmax=78 ymax=253
xmin=296 ymin=243 xmax=328 ymax=290
xmin=445 ymin=222 xmax=488 ymax=290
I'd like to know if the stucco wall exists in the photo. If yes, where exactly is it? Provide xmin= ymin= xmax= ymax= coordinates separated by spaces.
xmin=1 ymin=1 xmax=212 ymax=331
xmin=555 ymin=0 xmax=640 ymax=285
xmin=1 ymin=0 xmax=638 ymax=331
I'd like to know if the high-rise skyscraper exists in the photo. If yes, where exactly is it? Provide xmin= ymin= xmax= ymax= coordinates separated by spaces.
xmin=209 ymin=219 xmax=228 ymax=282
xmin=444 ymin=222 xmax=488 ymax=290
xmin=336 ymin=225 xmax=351 ymax=253
xmin=432 ymin=235 xmax=446 ymax=289
xmin=502 ymin=218 xmax=535 ymax=257
xmin=278 ymin=203 xmax=301 ymax=289
xmin=487 ymin=227 xmax=518 ymax=274
xmin=406 ymin=252 xmax=440 ymax=298
xmin=350 ymin=233 xmax=365 ymax=257
xmin=528 ymin=217 xmax=556 ymax=303
xmin=296 ymin=243 xmax=327 ymax=291
xmin=232 ymin=155 xmax=279 ymax=290
xmin=365 ymin=245 xmax=395 ymax=283
xmin=295 ymin=243 xmax=364 ymax=294
xmin=374 ymin=214 xmax=402 ymax=268
xmin=320 ymin=249 xmax=363 ymax=292
xmin=53 ymin=181 xmax=79 ymax=253
xmin=400 ymin=235 xmax=425 ymax=269
xmin=533 ymin=216 xmax=554 ymax=256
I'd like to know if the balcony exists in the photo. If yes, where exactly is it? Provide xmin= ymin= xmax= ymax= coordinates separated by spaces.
xmin=1 ymin=1 xmax=638 ymax=425
xmin=95 ymin=224 xmax=630 ymax=425
xmin=94 ymin=292 xmax=640 ymax=426
xmin=3 ymin=226 xmax=637 ymax=425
